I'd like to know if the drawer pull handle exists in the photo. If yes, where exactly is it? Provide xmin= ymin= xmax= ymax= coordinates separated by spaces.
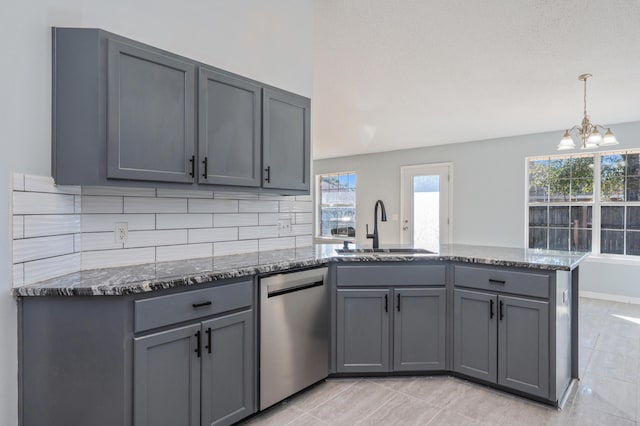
xmin=397 ymin=293 xmax=401 ymax=312
xmin=384 ymin=294 xmax=388 ymax=313
xmin=499 ymin=300 xmax=504 ymax=320
xmin=205 ymin=327 xmax=212 ymax=354
xmin=490 ymin=299 xmax=494 ymax=319
xmin=192 ymin=301 xmax=212 ymax=308
xmin=195 ymin=330 xmax=202 ymax=358
xmin=489 ymin=279 xmax=506 ymax=285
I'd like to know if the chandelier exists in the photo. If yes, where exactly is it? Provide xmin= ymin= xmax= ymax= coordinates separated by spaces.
xmin=557 ymin=74 xmax=619 ymax=150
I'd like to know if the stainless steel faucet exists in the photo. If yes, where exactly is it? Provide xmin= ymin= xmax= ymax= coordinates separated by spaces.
xmin=366 ymin=200 xmax=387 ymax=249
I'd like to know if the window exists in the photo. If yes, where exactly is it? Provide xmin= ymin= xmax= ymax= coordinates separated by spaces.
xmin=317 ymin=172 xmax=356 ymax=238
xmin=527 ymin=149 xmax=640 ymax=257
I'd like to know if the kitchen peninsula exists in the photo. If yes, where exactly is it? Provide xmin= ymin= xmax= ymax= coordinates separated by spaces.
xmin=15 ymin=244 xmax=587 ymax=426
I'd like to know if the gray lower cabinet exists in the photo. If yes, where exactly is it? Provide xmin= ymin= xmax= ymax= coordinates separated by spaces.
xmin=453 ymin=288 xmax=550 ymax=399
xmin=336 ymin=289 xmax=390 ymax=373
xmin=394 ymin=288 xmax=446 ymax=371
xmin=262 ymin=88 xmax=311 ymax=192
xmin=198 ymin=67 xmax=261 ymax=187
xmin=336 ymin=287 xmax=446 ymax=373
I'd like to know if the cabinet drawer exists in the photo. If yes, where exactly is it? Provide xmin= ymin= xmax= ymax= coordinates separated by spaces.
xmin=134 ymin=280 xmax=253 ymax=332
xmin=336 ymin=264 xmax=446 ymax=287
xmin=454 ymin=266 xmax=549 ymax=299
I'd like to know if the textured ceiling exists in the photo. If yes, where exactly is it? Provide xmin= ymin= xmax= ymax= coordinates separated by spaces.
xmin=312 ymin=0 xmax=640 ymax=159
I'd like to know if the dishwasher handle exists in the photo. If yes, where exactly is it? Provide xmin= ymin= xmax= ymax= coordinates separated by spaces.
xmin=267 ymin=280 xmax=324 ymax=298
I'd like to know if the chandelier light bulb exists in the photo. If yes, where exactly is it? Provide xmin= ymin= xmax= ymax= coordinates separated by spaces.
xmin=601 ymin=128 xmax=619 ymax=146
xmin=557 ymin=131 xmax=576 ymax=150
xmin=587 ymin=128 xmax=603 ymax=144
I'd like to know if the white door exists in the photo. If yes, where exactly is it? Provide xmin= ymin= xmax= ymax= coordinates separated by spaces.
xmin=400 ymin=164 xmax=452 ymax=251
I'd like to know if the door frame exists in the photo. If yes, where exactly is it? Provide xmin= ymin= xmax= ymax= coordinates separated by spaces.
xmin=400 ymin=162 xmax=453 ymax=246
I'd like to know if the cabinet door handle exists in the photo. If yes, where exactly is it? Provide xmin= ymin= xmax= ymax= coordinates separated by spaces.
xmin=397 ymin=294 xmax=401 ymax=312
xmin=264 ymin=166 xmax=271 ymax=183
xmin=189 ymin=155 xmax=195 ymax=178
xmin=490 ymin=299 xmax=494 ymax=319
xmin=192 ymin=301 xmax=212 ymax=308
xmin=202 ymin=157 xmax=208 ymax=179
xmin=499 ymin=300 xmax=504 ymax=320
xmin=195 ymin=330 xmax=202 ymax=358
xmin=384 ymin=294 xmax=388 ymax=312
xmin=489 ymin=279 xmax=506 ymax=285
xmin=205 ymin=327 xmax=212 ymax=354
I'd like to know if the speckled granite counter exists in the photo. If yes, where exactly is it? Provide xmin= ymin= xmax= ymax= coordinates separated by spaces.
xmin=12 ymin=244 xmax=588 ymax=296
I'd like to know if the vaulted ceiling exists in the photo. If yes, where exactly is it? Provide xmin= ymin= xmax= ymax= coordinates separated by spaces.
xmin=312 ymin=0 xmax=640 ymax=159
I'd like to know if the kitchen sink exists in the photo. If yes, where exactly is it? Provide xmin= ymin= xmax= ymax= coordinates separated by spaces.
xmin=335 ymin=248 xmax=435 ymax=255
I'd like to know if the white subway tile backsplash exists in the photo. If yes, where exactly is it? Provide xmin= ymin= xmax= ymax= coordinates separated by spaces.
xmin=13 ymin=216 xmax=24 ymax=239
xmin=259 ymin=237 xmax=296 ymax=251
xmin=295 ymin=213 xmax=313 ymax=224
xmin=259 ymin=212 xmax=294 ymax=226
xmin=239 ymin=200 xmax=279 ymax=213
xmin=81 ymin=248 xmax=155 ymax=270
xmin=157 ymin=188 xmax=213 ymax=198
xmin=82 ymin=196 xmax=123 ymax=214
xmin=239 ymin=226 xmax=278 ymax=240
xmin=188 ymin=227 xmax=238 ymax=244
xmin=295 ymin=195 xmax=312 ymax=202
xmin=81 ymin=214 xmax=155 ymax=232
xmin=13 ymin=192 xmax=75 ymax=215
xmin=291 ymin=223 xmax=313 ymax=236
xmin=23 ymin=253 xmax=81 ymax=285
xmin=213 ymin=191 xmax=258 ymax=200
xmin=82 ymin=232 xmax=123 ymax=251
xmin=188 ymin=199 xmax=238 ymax=213
xmin=74 ymin=234 xmax=82 ymax=252
xmin=124 ymin=197 xmax=187 ymax=213
xmin=24 ymin=175 xmax=81 ymax=195
xmin=279 ymin=200 xmax=313 ymax=213
xmin=13 ymin=173 xmax=25 ymax=191
xmin=214 ymin=213 xmax=258 ymax=228
xmin=24 ymin=215 xmax=80 ymax=238
xmin=214 ymin=240 xmax=258 ymax=256
xmin=295 ymin=235 xmax=313 ymax=248
xmin=259 ymin=194 xmax=288 ymax=200
xmin=125 ymin=230 xmax=188 ymax=248
xmin=13 ymin=264 xmax=24 ymax=287
xmin=74 ymin=195 xmax=81 ymax=213
xmin=13 ymin=235 xmax=75 ymax=263
xmin=157 ymin=214 xmax=212 ymax=229
xmin=82 ymin=186 xmax=156 ymax=197
xmin=156 ymin=243 xmax=213 ymax=262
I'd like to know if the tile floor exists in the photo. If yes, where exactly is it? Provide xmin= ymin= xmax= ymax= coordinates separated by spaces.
xmin=241 ymin=297 xmax=640 ymax=425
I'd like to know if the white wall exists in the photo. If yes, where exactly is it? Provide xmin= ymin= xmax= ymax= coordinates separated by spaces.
xmin=314 ymin=121 xmax=640 ymax=299
xmin=0 ymin=2 xmax=313 ymax=424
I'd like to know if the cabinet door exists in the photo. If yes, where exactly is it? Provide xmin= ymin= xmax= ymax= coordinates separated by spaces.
xmin=393 ymin=288 xmax=446 ymax=371
xmin=201 ymin=310 xmax=254 ymax=426
xmin=498 ymin=295 xmax=549 ymax=398
xmin=107 ymin=39 xmax=196 ymax=183
xmin=453 ymin=289 xmax=497 ymax=382
xmin=336 ymin=289 xmax=390 ymax=373
xmin=262 ymin=88 xmax=310 ymax=191
xmin=198 ymin=68 xmax=261 ymax=187
xmin=134 ymin=324 xmax=200 ymax=426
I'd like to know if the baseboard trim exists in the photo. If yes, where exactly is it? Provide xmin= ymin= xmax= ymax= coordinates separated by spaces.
xmin=580 ymin=291 xmax=640 ymax=305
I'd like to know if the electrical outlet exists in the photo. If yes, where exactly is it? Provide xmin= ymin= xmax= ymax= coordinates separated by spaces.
xmin=115 ymin=222 xmax=128 ymax=243
xmin=277 ymin=219 xmax=292 ymax=236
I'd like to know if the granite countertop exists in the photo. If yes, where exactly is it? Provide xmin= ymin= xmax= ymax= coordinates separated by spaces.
xmin=13 ymin=244 xmax=589 ymax=296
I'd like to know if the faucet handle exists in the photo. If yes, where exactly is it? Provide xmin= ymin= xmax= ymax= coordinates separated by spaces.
xmin=365 ymin=224 xmax=373 ymax=239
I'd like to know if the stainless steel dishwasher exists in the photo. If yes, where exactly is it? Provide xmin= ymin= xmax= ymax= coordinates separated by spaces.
xmin=259 ymin=267 xmax=329 ymax=410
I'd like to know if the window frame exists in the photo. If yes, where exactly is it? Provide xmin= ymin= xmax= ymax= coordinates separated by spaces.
xmin=525 ymin=149 xmax=640 ymax=260
xmin=315 ymin=171 xmax=357 ymax=241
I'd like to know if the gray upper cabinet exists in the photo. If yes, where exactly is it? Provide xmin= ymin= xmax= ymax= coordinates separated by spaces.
xmin=198 ymin=68 xmax=261 ymax=187
xmin=336 ymin=289 xmax=390 ymax=373
xmin=107 ymin=39 xmax=196 ymax=183
xmin=262 ymin=88 xmax=311 ymax=192
xmin=134 ymin=324 xmax=201 ymax=426
xmin=393 ymin=288 xmax=446 ymax=371
xmin=453 ymin=289 xmax=498 ymax=382
xmin=201 ymin=310 xmax=254 ymax=426
xmin=53 ymin=27 xmax=311 ymax=194
xmin=497 ymin=295 xmax=549 ymax=398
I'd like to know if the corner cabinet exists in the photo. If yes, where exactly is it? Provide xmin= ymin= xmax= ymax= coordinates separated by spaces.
xmin=52 ymin=27 xmax=310 ymax=194
xmin=333 ymin=264 xmax=447 ymax=374
xmin=262 ymin=88 xmax=311 ymax=191
xmin=19 ymin=279 xmax=257 ymax=426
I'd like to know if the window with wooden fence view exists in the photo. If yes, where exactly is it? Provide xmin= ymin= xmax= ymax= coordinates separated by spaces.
xmin=527 ymin=150 xmax=640 ymax=256
xmin=318 ymin=172 xmax=356 ymax=239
